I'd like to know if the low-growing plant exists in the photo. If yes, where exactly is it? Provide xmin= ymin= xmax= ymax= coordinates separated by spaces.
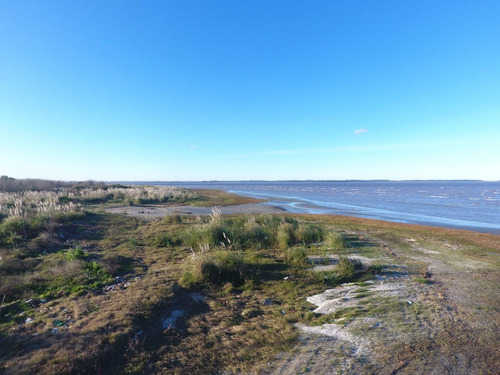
xmin=150 ymin=233 xmax=175 ymax=247
xmin=162 ymin=214 xmax=182 ymax=224
xmin=66 ymin=247 xmax=86 ymax=260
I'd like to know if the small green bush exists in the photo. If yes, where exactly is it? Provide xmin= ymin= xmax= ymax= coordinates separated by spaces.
xmin=284 ymin=247 xmax=308 ymax=266
xmin=277 ymin=223 xmax=294 ymax=249
xmin=0 ymin=217 xmax=32 ymax=239
xmin=324 ymin=232 xmax=345 ymax=251
xmin=66 ymin=247 xmax=86 ymax=260
xmin=180 ymin=250 xmax=248 ymax=289
xmin=336 ymin=254 xmax=355 ymax=280
xmin=296 ymin=224 xmax=324 ymax=245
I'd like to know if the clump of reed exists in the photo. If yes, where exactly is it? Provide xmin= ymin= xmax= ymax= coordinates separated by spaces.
xmin=0 ymin=185 xmax=196 ymax=220
xmin=179 ymin=243 xmax=249 ymax=289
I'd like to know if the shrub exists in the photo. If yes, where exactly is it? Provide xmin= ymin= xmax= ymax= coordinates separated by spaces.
xmin=66 ymin=247 xmax=86 ymax=260
xmin=276 ymin=223 xmax=294 ymax=249
xmin=85 ymin=261 xmax=108 ymax=279
xmin=0 ymin=217 xmax=32 ymax=239
xmin=296 ymin=224 xmax=324 ymax=245
xmin=324 ymin=231 xmax=345 ymax=251
xmin=336 ymin=253 xmax=356 ymax=280
xmin=180 ymin=249 xmax=247 ymax=289
xmin=284 ymin=247 xmax=308 ymax=266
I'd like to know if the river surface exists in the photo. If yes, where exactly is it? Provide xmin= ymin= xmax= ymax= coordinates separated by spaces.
xmin=141 ymin=181 xmax=500 ymax=234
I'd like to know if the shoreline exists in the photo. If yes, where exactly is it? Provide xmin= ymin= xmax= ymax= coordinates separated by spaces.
xmin=104 ymin=202 xmax=500 ymax=236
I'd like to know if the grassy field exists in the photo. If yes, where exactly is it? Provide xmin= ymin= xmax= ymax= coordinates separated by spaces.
xmin=0 ymin=181 xmax=498 ymax=374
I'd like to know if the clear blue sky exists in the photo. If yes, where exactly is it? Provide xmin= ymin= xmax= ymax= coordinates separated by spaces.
xmin=1 ymin=1 xmax=499 ymax=181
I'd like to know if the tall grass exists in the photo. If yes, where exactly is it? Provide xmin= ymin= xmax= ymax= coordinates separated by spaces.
xmin=0 ymin=185 xmax=196 ymax=220
xmin=184 ymin=211 xmax=326 ymax=252
xmin=179 ymin=244 xmax=248 ymax=289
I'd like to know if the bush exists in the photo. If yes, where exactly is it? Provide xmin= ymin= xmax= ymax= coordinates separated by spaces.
xmin=336 ymin=253 xmax=356 ymax=280
xmin=324 ymin=231 xmax=345 ymax=251
xmin=276 ymin=223 xmax=294 ymax=249
xmin=180 ymin=250 xmax=247 ymax=289
xmin=66 ymin=247 xmax=86 ymax=260
xmin=284 ymin=247 xmax=308 ymax=266
xmin=0 ymin=217 xmax=33 ymax=239
xmin=296 ymin=224 xmax=324 ymax=245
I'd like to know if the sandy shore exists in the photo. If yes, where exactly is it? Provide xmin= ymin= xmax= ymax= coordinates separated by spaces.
xmin=104 ymin=203 xmax=286 ymax=218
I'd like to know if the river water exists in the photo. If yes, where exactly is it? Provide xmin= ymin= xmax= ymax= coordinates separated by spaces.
xmin=148 ymin=181 xmax=500 ymax=234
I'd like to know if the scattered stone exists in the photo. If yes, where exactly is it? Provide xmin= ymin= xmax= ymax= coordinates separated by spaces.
xmin=262 ymin=299 xmax=273 ymax=306
xmin=51 ymin=327 xmax=59 ymax=334
xmin=25 ymin=317 xmax=34 ymax=324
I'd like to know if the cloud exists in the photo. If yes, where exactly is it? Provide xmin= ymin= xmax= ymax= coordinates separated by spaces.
xmin=354 ymin=128 xmax=369 ymax=135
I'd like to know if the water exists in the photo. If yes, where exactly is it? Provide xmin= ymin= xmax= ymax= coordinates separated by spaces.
xmin=148 ymin=181 xmax=500 ymax=234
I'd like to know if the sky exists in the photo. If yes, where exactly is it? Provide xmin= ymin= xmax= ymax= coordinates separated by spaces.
xmin=1 ymin=1 xmax=499 ymax=181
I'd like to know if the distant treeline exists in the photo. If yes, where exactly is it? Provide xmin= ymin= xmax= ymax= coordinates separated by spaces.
xmin=0 ymin=176 xmax=115 ymax=192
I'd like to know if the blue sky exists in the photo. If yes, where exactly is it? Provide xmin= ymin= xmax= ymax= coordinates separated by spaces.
xmin=1 ymin=1 xmax=499 ymax=181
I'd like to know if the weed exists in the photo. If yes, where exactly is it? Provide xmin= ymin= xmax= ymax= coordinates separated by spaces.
xmin=413 ymin=277 xmax=432 ymax=285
